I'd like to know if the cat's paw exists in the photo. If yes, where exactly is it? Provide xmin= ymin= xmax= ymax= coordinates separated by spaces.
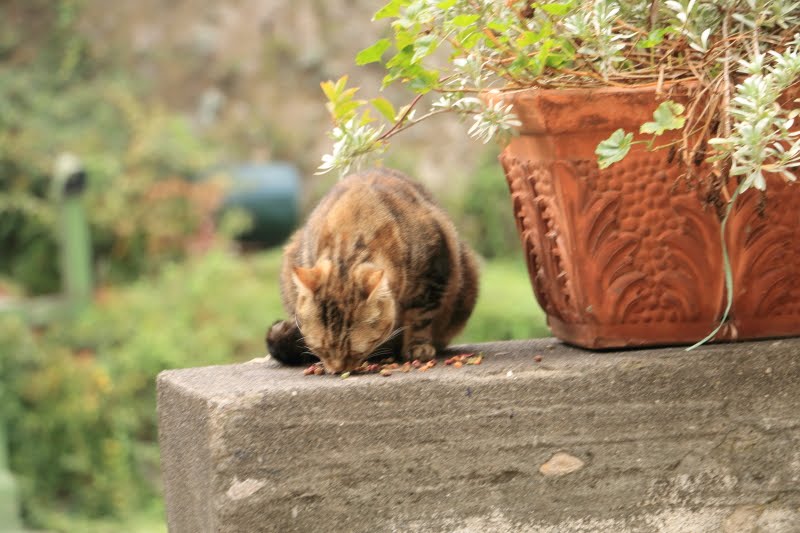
xmin=406 ymin=343 xmax=436 ymax=362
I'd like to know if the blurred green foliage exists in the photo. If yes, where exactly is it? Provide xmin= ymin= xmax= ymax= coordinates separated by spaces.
xmin=458 ymin=258 xmax=548 ymax=343
xmin=0 ymin=248 xmax=283 ymax=529
xmin=454 ymin=151 xmax=522 ymax=260
xmin=0 ymin=0 xmax=222 ymax=295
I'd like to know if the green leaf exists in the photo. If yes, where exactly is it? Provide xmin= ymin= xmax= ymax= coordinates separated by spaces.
xmin=371 ymin=97 xmax=397 ymax=121
xmin=408 ymin=68 xmax=440 ymax=93
xmin=320 ymin=76 xmax=349 ymax=103
xmin=516 ymin=31 xmax=539 ymax=48
xmin=533 ymin=40 xmax=553 ymax=76
xmin=451 ymin=14 xmax=480 ymax=27
xmin=411 ymin=34 xmax=437 ymax=64
xmin=356 ymin=39 xmax=392 ymax=65
xmin=515 ymin=23 xmax=553 ymax=49
xmin=596 ymin=129 xmax=633 ymax=169
xmin=382 ymin=56 xmax=438 ymax=93
xmin=459 ymin=29 xmax=482 ymax=49
xmin=320 ymin=76 xmax=367 ymax=122
xmin=638 ymin=28 xmax=668 ymax=49
xmin=640 ymin=101 xmax=686 ymax=135
xmin=386 ymin=45 xmax=413 ymax=69
xmin=487 ymin=20 xmax=509 ymax=33
xmin=545 ymin=51 xmax=569 ymax=68
xmin=320 ymin=80 xmax=338 ymax=103
xmin=395 ymin=30 xmax=417 ymax=52
xmin=541 ymin=2 xmax=573 ymax=16
xmin=374 ymin=0 xmax=408 ymax=20
xmin=437 ymin=0 xmax=457 ymax=7
xmin=510 ymin=54 xmax=531 ymax=72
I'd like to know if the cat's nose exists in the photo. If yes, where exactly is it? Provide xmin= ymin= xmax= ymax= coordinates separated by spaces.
xmin=323 ymin=359 xmax=346 ymax=373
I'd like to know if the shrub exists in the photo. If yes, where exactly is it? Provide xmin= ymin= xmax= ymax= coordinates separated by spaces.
xmin=454 ymin=150 xmax=521 ymax=260
xmin=457 ymin=258 xmax=549 ymax=343
xmin=0 ymin=1 xmax=221 ymax=294
xmin=0 ymin=248 xmax=284 ymax=528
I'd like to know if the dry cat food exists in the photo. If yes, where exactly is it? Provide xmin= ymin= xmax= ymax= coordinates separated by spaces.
xmin=302 ymin=354 xmax=481 ymax=377
xmin=445 ymin=353 xmax=483 ymax=366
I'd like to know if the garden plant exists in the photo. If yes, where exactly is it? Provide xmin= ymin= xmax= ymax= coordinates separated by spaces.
xmin=319 ymin=0 xmax=800 ymax=348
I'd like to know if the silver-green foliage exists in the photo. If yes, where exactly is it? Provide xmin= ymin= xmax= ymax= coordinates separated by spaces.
xmin=320 ymin=0 xmax=800 ymax=192
xmin=710 ymin=41 xmax=800 ymax=192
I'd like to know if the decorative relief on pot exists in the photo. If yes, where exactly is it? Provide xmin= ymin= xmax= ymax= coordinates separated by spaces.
xmin=729 ymin=179 xmax=800 ymax=319
xmin=501 ymin=154 xmax=580 ymax=323
xmin=502 ymin=148 xmax=723 ymax=327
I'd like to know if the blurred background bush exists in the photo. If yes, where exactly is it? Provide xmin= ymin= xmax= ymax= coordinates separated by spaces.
xmin=0 ymin=1 xmax=548 ymax=531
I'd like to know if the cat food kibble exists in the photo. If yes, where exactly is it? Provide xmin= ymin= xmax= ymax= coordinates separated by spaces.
xmin=301 ymin=353 xmax=481 ymax=377
xmin=444 ymin=353 xmax=481 ymax=366
xmin=467 ymin=354 xmax=483 ymax=365
xmin=418 ymin=360 xmax=436 ymax=372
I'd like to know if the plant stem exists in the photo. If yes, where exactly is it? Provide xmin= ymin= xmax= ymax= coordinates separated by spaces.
xmin=686 ymin=183 xmax=742 ymax=351
xmin=375 ymin=94 xmax=424 ymax=142
xmin=686 ymin=9 xmax=737 ymax=352
xmin=648 ymin=0 xmax=660 ymax=31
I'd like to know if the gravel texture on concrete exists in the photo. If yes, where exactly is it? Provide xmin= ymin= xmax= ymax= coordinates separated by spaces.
xmin=157 ymin=338 xmax=800 ymax=532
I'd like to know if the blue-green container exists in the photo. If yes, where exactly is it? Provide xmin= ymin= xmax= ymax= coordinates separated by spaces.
xmin=219 ymin=163 xmax=300 ymax=247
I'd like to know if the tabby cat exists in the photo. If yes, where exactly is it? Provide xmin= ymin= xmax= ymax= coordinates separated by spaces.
xmin=266 ymin=168 xmax=479 ymax=373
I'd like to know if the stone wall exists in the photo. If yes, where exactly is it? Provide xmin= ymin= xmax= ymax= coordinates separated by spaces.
xmin=157 ymin=338 xmax=800 ymax=532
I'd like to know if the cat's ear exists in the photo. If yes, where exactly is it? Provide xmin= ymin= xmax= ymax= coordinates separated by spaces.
xmin=292 ymin=259 xmax=331 ymax=294
xmin=360 ymin=267 xmax=388 ymax=300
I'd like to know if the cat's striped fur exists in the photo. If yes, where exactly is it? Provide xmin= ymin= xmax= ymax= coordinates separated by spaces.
xmin=267 ymin=168 xmax=479 ymax=373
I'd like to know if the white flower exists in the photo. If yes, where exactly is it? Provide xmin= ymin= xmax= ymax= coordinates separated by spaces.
xmin=467 ymin=101 xmax=521 ymax=144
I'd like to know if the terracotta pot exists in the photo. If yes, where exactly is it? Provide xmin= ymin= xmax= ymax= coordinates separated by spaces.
xmin=497 ymin=85 xmax=800 ymax=348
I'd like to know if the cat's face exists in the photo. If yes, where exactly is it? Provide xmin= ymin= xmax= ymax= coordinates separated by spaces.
xmin=293 ymin=259 xmax=396 ymax=373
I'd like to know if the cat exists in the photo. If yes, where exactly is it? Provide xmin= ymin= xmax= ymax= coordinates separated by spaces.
xmin=266 ymin=168 xmax=479 ymax=373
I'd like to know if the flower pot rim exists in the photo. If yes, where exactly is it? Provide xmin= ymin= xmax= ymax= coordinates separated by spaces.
xmin=489 ymin=80 xmax=697 ymax=136
xmin=485 ymin=78 xmax=700 ymax=99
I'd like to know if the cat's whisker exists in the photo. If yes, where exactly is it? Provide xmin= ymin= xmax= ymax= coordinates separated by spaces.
xmin=365 ymin=327 xmax=408 ymax=359
xmin=385 ymin=326 xmax=407 ymax=342
xmin=369 ymin=347 xmax=393 ymax=358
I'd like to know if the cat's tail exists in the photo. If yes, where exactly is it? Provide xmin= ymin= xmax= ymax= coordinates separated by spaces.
xmin=266 ymin=319 xmax=318 ymax=366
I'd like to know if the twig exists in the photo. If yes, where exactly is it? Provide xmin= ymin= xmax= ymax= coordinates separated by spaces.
xmin=721 ymin=11 xmax=732 ymax=140
xmin=648 ymin=0 xmax=660 ymax=31
xmin=375 ymin=94 xmax=424 ymax=142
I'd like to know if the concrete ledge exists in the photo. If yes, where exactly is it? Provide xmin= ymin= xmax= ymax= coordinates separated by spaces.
xmin=157 ymin=338 xmax=800 ymax=532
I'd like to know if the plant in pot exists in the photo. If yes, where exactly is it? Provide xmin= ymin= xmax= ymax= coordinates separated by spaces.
xmin=318 ymin=0 xmax=800 ymax=349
